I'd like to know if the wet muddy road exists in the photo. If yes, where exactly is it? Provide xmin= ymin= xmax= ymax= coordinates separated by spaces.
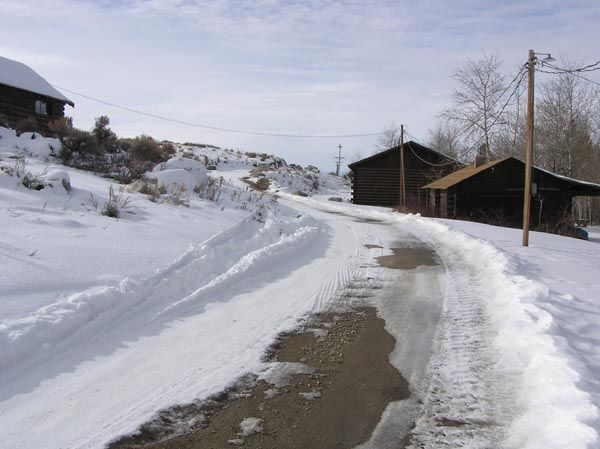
xmin=114 ymin=308 xmax=406 ymax=449
xmin=111 ymin=209 xmax=445 ymax=449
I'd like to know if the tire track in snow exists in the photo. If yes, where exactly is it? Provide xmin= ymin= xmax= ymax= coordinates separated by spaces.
xmin=409 ymin=260 xmax=512 ymax=449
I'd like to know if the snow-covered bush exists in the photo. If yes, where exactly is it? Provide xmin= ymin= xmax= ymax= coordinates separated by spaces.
xmin=129 ymin=179 xmax=166 ymax=202
xmin=152 ymin=156 xmax=208 ymax=187
xmin=164 ymin=183 xmax=189 ymax=206
xmin=142 ymin=156 xmax=210 ymax=206
xmin=41 ymin=167 xmax=71 ymax=191
xmin=22 ymin=167 xmax=48 ymax=190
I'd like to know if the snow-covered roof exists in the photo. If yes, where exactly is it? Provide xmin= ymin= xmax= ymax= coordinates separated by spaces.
xmin=0 ymin=56 xmax=74 ymax=106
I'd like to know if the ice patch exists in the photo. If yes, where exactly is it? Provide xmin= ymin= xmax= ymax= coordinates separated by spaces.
xmin=257 ymin=362 xmax=315 ymax=387
xmin=306 ymin=328 xmax=329 ymax=339
xmin=299 ymin=391 xmax=321 ymax=400
xmin=264 ymin=388 xmax=279 ymax=399
xmin=239 ymin=417 xmax=263 ymax=436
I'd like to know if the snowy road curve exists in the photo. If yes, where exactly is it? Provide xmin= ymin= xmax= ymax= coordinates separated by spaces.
xmin=1 ymin=196 xmax=597 ymax=449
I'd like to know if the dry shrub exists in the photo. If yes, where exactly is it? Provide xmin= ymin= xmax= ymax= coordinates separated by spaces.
xmin=102 ymin=185 xmax=131 ymax=218
xmin=255 ymin=178 xmax=270 ymax=191
xmin=14 ymin=117 xmax=39 ymax=136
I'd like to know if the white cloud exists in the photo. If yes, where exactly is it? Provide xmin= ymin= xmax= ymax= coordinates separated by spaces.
xmin=0 ymin=0 xmax=598 ymax=169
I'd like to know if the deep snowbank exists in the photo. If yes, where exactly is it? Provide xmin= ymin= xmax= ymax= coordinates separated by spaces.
xmin=281 ymin=194 xmax=598 ymax=449
xmin=0 ymin=210 xmax=320 ymax=372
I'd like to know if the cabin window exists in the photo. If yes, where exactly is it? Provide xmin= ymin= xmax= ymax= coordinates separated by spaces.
xmin=35 ymin=100 xmax=47 ymax=115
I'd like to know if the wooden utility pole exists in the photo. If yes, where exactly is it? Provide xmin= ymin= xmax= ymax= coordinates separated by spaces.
xmin=522 ymin=50 xmax=535 ymax=247
xmin=399 ymin=125 xmax=406 ymax=209
xmin=335 ymin=144 xmax=344 ymax=176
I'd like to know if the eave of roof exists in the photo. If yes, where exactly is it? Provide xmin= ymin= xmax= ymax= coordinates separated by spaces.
xmin=422 ymin=158 xmax=508 ymax=189
xmin=348 ymin=141 xmax=461 ymax=169
xmin=422 ymin=156 xmax=600 ymax=193
xmin=0 ymin=56 xmax=74 ymax=106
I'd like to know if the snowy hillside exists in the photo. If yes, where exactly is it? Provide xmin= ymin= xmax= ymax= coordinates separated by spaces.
xmin=172 ymin=141 xmax=350 ymax=198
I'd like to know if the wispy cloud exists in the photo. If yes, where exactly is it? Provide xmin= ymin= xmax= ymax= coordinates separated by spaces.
xmin=0 ymin=0 xmax=598 ymax=168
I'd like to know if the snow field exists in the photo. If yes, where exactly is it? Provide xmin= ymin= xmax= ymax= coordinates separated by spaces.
xmin=0 ymin=209 xmax=319 ymax=373
xmin=280 ymin=194 xmax=598 ymax=449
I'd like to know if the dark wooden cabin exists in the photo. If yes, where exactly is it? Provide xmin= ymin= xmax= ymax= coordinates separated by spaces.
xmin=422 ymin=157 xmax=600 ymax=231
xmin=348 ymin=141 xmax=462 ymax=210
xmin=0 ymin=56 xmax=74 ymax=135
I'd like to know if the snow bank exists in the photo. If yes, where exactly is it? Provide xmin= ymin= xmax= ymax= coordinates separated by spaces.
xmin=0 ymin=126 xmax=60 ymax=159
xmin=146 ymin=168 xmax=199 ymax=192
xmin=152 ymin=157 xmax=208 ymax=185
xmin=414 ymin=221 xmax=597 ymax=449
xmin=0 ymin=211 xmax=321 ymax=371
xmin=147 ymin=156 xmax=209 ymax=193
xmin=282 ymin=195 xmax=598 ymax=449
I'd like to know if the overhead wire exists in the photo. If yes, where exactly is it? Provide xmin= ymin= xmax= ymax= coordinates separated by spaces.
xmin=536 ymin=67 xmax=600 ymax=88
xmin=404 ymin=66 xmax=528 ymax=167
xmin=442 ymin=64 xmax=528 ymax=144
xmin=52 ymin=84 xmax=384 ymax=139
xmin=543 ymin=60 xmax=600 ymax=73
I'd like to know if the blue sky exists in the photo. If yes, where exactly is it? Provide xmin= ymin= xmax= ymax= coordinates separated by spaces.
xmin=1 ymin=0 xmax=599 ymax=170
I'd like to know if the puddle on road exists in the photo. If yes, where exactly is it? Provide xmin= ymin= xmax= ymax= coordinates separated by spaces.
xmin=376 ymin=245 xmax=438 ymax=270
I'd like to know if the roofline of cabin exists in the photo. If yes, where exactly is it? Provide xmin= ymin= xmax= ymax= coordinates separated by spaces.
xmin=0 ymin=82 xmax=74 ymax=108
xmin=348 ymin=141 xmax=461 ymax=169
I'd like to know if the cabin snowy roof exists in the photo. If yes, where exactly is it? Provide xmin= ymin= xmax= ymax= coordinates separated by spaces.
xmin=0 ymin=56 xmax=74 ymax=106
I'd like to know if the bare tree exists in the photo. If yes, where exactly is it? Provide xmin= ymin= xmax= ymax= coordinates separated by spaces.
xmin=377 ymin=122 xmax=402 ymax=151
xmin=427 ymin=119 xmax=463 ymax=159
xmin=494 ymin=77 xmax=527 ymax=158
xmin=536 ymin=63 xmax=597 ymax=178
xmin=441 ymin=54 xmax=509 ymax=159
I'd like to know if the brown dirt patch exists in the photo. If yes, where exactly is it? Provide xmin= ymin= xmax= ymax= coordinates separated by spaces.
xmin=112 ymin=307 xmax=408 ymax=449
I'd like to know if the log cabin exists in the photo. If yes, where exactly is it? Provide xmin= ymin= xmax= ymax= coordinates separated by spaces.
xmin=348 ymin=141 xmax=463 ymax=211
xmin=422 ymin=156 xmax=600 ymax=232
xmin=0 ymin=55 xmax=74 ymax=135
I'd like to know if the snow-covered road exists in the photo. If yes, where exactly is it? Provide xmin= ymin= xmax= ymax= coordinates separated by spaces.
xmin=0 ymin=201 xmax=395 ymax=449
xmin=1 ymin=195 xmax=597 ymax=449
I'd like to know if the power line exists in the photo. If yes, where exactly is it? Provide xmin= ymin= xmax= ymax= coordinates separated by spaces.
xmin=405 ymin=130 xmax=477 ymax=166
xmin=536 ymin=67 xmax=600 ymax=88
xmin=544 ymin=60 xmax=600 ymax=73
xmin=486 ymin=64 xmax=529 ymax=113
xmin=52 ymin=85 xmax=384 ymax=139
xmin=406 ymin=140 xmax=462 ymax=167
xmin=406 ymin=67 xmax=528 ymax=167
xmin=438 ymin=64 xmax=528 ymax=148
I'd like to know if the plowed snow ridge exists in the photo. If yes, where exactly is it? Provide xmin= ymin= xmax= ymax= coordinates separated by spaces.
xmin=0 ymin=212 xmax=319 ymax=372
